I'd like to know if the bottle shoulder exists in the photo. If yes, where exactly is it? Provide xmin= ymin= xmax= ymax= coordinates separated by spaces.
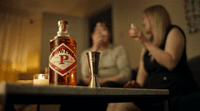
xmin=51 ymin=36 xmax=76 ymax=44
xmin=55 ymin=36 xmax=75 ymax=40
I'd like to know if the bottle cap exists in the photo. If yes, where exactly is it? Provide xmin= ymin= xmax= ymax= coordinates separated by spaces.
xmin=58 ymin=20 xmax=68 ymax=25
xmin=58 ymin=20 xmax=68 ymax=31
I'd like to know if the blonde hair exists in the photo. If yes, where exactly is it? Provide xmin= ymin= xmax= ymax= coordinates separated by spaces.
xmin=144 ymin=5 xmax=171 ymax=47
xmin=143 ymin=5 xmax=171 ymax=61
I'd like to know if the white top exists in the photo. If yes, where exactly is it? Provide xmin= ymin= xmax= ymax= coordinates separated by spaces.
xmin=80 ymin=44 xmax=131 ymax=83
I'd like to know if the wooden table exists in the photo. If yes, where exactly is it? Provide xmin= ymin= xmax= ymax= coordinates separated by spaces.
xmin=0 ymin=82 xmax=169 ymax=111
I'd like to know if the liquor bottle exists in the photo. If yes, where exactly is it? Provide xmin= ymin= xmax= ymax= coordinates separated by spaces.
xmin=49 ymin=20 xmax=77 ymax=85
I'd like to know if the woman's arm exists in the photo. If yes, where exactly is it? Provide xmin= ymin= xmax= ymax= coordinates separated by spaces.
xmin=124 ymin=46 xmax=148 ymax=88
xmin=136 ymin=46 xmax=148 ymax=87
xmin=80 ymin=50 xmax=90 ymax=77
xmin=99 ymin=46 xmax=131 ymax=85
xmin=98 ymin=75 xmax=122 ymax=85
xmin=80 ymin=50 xmax=91 ymax=85
xmin=143 ymin=28 xmax=185 ymax=71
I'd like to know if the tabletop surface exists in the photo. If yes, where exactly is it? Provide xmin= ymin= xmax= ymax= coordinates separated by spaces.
xmin=0 ymin=82 xmax=169 ymax=96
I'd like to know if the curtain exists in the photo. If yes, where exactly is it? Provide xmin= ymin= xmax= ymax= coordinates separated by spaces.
xmin=0 ymin=12 xmax=32 ymax=82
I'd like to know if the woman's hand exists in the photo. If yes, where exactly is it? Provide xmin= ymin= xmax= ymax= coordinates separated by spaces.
xmin=91 ymin=32 xmax=104 ymax=51
xmin=82 ymin=74 xmax=90 ymax=85
xmin=82 ymin=75 xmax=108 ymax=86
xmin=98 ymin=78 xmax=107 ymax=86
xmin=128 ymin=27 xmax=148 ymax=43
xmin=124 ymin=80 xmax=141 ymax=88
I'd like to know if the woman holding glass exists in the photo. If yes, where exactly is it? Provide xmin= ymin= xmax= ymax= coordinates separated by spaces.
xmin=80 ymin=22 xmax=131 ymax=87
xmin=107 ymin=5 xmax=200 ymax=111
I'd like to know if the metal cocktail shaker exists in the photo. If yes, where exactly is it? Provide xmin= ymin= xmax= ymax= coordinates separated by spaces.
xmin=86 ymin=51 xmax=101 ymax=88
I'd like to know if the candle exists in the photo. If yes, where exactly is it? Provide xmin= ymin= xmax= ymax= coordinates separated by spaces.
xmin=33 ymin=74 xmax=49 ymax=85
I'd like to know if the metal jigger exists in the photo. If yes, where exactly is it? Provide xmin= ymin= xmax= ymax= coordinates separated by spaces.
xmin=86 ymin=51 xmax=101 ymax=88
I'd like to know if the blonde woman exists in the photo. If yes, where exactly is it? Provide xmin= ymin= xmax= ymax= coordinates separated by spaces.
xmin=107 ymin=5 xmax=200 ymax=111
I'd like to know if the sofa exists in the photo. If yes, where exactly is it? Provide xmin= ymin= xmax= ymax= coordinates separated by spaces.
xmin=188 ymin=55 xmax=200 ymax=86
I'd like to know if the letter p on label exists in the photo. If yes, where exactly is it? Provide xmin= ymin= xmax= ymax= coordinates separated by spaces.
xmin=59 ymin=55 xmax=68 ymax=64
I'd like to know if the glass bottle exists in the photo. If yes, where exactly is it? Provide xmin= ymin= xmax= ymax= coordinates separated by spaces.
xmin=49 ymin=20 xmax=77 ymax=85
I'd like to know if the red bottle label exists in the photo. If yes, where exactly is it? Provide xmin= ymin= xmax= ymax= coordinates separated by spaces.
xmin=49 ymin=43 xmax=76 ymax=76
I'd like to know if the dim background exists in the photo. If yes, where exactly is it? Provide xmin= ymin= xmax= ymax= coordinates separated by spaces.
xmin=1 ymin=0 xmax=200 ymax=110
xmin=0 ymin=0 xmax=200 ymax=83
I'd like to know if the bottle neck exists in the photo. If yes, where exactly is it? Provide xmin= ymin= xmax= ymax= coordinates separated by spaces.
xmin=57 ymin=31 xmax=69 ymax=36
xmin=57 ymin=24 xmax=70 ymax=36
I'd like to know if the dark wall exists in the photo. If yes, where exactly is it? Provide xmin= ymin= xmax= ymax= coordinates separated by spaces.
xmin=88 ymin=7 xmax=112 ymax=47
